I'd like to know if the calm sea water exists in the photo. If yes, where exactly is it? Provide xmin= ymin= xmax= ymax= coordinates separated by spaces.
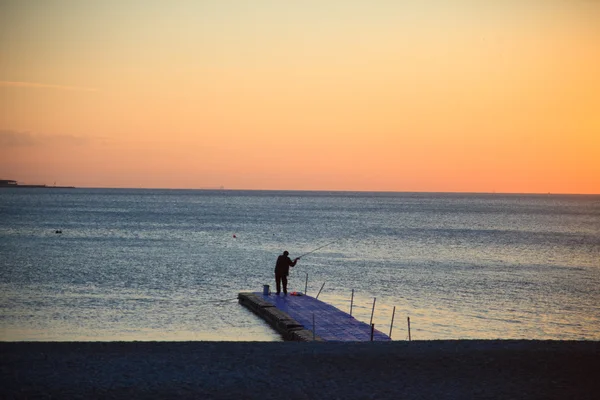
xmin=1 ymin=188 xmax=599 ymax=341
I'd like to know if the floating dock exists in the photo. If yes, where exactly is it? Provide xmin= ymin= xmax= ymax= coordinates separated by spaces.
xmin=238 ymin=292 xmax=391 ymax=342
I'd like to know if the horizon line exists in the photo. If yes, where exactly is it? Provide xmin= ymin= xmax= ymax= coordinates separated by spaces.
xmin=39 ymin=185 xmax=600 ymax=196
xmin=3 ymin=179 xmax=597 ymax=195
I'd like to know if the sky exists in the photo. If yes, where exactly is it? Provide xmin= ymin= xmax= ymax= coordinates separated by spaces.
xmin=1 ymin=0 xmax=599 ymax=193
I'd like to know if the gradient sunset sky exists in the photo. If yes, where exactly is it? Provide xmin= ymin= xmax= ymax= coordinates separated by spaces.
xmin=1 ymin=0 xmax=598 ymax=193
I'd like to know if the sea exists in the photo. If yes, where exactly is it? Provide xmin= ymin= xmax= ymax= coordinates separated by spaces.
xmin=1 ymin=188 xmax=598 ymax=342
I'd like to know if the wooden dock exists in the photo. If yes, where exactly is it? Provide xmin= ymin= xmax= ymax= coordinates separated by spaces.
xmin=238 ymin=292 xmax=391 ymax=342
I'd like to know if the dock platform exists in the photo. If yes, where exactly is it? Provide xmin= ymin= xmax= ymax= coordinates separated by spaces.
xmin=238 ymin=292 xmax=391 ymax=342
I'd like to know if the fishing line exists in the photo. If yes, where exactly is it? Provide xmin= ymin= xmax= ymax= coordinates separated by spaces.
xmin=296 ymin=238 xmax=341 ymax=259
xmin=296 ymin=229 xmax=361 ymax=260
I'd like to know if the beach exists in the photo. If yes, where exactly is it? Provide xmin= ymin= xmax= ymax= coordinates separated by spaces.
xmin=2 ymin=340 xmax=598 ymax=399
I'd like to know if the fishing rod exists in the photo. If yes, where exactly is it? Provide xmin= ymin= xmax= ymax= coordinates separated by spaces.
xmin=296 ymin=236 xmax=351 ymax=260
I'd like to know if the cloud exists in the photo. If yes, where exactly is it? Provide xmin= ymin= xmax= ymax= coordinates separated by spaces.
xmin=0 ymin=81 xmax=99 ymax=92
xmin=0 ymin=130 xmax=90 ymax=147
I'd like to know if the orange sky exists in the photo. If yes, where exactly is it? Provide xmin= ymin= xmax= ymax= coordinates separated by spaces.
xmin=1 ymin=0 xmax=599 ymax=193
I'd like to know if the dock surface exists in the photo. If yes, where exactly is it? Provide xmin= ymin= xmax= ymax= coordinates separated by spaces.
xmin=238 ymin=292 xmax=391 ymax=341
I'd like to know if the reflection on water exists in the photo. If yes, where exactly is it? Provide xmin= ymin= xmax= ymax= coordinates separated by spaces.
xmin=319 ymin=288 xmax=599 ymax=341
xmin=1 ymin=284 xmax=281 ymax=342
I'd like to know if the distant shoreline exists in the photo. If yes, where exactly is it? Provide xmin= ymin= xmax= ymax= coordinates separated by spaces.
xmin=0 ymin=185 xmax=75 ymax=188
xmin=0 ymin=182 xmax=75 ymax=189
xmin=2 ymin=340 xmax=598 ymax=399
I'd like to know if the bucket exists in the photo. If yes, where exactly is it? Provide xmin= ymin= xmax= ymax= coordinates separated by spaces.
xmin=263 ymin=285 xmax=270 ymax=296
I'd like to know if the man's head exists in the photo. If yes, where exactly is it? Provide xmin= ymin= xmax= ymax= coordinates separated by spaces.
xmin=283 ymin=251 xmax=289 ymax=256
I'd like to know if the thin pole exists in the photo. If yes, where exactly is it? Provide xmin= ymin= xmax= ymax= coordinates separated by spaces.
xmin=369 ymin=297 xmax=376 ymax=326
xmin=371 ymin=324 xmax=375 ymax=341
xmin=312 ymin=313 xmax=316 ymax=341
xmin=389 ymin=306 xmax=396 ymax=339
xmin=408 ymin=316 xmax=411 ymax=341
xmin=349 ymin=289 xmax=354 ymax=316
xmin=316 ymin=282 xmax=326 ymax=299
xmin=304 ymin=273 xmax=308 ymax=295
xmin=297 ymin=238 xmax=342 ymax=259
xmin=295 ymin=230 xmax=361 ymax=261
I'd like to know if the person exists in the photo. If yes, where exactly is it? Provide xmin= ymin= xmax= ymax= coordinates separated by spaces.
xmin=274 ymin=250 xmax=299 ymax=295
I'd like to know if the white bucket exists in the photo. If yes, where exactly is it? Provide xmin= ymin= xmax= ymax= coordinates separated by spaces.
xmin=263 ymin=285 xmax=270 ymax=296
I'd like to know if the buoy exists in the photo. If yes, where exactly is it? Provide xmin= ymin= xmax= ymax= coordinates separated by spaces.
xmin=233 ymin=234 xmax=237 ymax=238
xmin=55 ymin=230 xmax=62 ymax=234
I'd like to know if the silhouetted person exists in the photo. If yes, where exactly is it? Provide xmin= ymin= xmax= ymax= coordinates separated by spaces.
xmin=274 ymin=250 xmax=299 ymax=295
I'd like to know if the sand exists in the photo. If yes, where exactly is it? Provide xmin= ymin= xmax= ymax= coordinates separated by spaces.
xmin=2 ymin=340 xmax=598 ymax=399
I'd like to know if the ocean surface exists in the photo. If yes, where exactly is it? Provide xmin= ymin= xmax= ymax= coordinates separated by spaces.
xmin=1 ymin=189 xmax=599 ymax=341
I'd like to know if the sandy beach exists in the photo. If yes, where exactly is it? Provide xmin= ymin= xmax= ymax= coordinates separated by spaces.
xmin=2 ymin=340 xmax=598 ymax=399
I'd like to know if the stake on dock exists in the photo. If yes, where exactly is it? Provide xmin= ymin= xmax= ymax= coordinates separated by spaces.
xmin=349 ymin=289 xmax=354 ymax=316
xmin=389 ymin=306 xmax=396 ymax=339
xmin=371 ymin=323 xmax=375 ymax=341
xmin=369 ymin=297 xmax=376 ymax=326
xmin=316 ymin=282 xmax=326 ymax=299
xmin=407 ymin=316 xmax=411 ymax=341
xmin=304 ymin=273 xmax=308 ymax=295
xmin=312 ymin=313 xmax=316 ymax=341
